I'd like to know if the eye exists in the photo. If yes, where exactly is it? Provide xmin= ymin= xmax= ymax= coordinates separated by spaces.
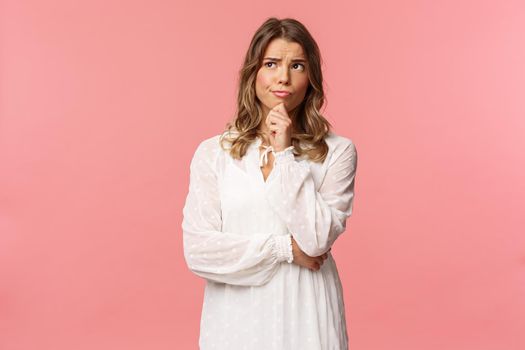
xmin=263 ymin=61 xmax=306 ymax=71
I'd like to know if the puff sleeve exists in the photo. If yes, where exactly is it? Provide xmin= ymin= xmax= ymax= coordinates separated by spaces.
xmin=181 ymin=138 xmax=294 ymax=286
xmin=264 ymin=140 xmax=358 ymax=257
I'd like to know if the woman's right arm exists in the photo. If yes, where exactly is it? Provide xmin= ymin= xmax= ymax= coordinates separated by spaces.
xmin=182 ymin=138 xmax=294 ymax=287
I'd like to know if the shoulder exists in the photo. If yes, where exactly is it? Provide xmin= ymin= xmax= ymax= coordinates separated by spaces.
xmin=325 ymin=131 xmax=356 ymax=155
xmin=324 ymin=131 xmax=357 ymax=167
xmin=190 ymin=134 xmax=224 ymax=168
xmin=195 ymin=128 xmax=240 ymax=153
xmin=195 ymin=134 xmax=223 ymax=153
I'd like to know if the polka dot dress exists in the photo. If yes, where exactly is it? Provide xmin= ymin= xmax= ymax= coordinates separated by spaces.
xmin=182 ymin=130 xmax=358 ymax=350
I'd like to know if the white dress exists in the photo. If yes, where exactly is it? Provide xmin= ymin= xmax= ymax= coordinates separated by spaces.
xmin=182 ymin=130 xmax=358 ymax=350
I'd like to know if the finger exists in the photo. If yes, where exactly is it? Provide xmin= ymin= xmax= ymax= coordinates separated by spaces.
xmin=272 ymin=102 xmax=286 ymax=110
xmin=267 ymin=122 xmax=289 ymax=136
xmin=271 ymin=113 xmax=291 ymax=124
xmin=267 ymin=112 xmax=291 ymax=124
xmin=265 ymin=117 xmax=279 ymax=134
xmin=269 ymin=125 xmax=281 ymax=134
xmin=266 ymin=115 xmax=292 ymax=130
xmin=268 ymin=122 xmax=288 ymax=131
xmin=272 ymin=102 xmax=288 ymax=115
xmin=268 ymin=107 xmax=290 ymax=119
xmin=265 ymin=113 xmax=286 ymax=129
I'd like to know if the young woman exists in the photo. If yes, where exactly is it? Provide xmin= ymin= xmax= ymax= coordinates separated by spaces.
xmin=182 ymin=17 xmax=358 ymax=350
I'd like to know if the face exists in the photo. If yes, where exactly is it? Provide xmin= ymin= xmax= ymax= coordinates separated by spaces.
xmin=255 ymin=38 xmax=310 ymax=120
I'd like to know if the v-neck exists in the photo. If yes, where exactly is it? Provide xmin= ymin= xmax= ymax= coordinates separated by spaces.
xmin=248 ymin=136 xmax=304 ymax=185
xmin=249 ymin=136 xmax=275 ymax=185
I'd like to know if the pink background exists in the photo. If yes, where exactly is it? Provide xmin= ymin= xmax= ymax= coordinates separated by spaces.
xmin=1 ymin=1 xmax=524 ymax=349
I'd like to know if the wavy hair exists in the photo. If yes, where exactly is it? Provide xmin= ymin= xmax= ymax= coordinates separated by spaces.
xmin=219 ymin=17 xmax=332 ymax=163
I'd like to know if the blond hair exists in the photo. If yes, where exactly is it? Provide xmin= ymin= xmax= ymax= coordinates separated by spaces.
xmin=219 ymin=17 xmax=332 ymax=163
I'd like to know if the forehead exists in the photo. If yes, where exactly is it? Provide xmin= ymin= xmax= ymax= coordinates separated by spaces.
xmin=263 ymin=38 xmax=305 ymax=58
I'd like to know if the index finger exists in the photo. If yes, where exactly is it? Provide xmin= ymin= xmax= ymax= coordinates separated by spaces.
xmin=272 ymin=102 xmax=288 ymax=114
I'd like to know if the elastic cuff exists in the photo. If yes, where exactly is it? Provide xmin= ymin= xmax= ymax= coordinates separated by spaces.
xmin=272 ymin=234 xmax=294 ymax=263
xmin=272 ymin=146 xmax=295 ymax=165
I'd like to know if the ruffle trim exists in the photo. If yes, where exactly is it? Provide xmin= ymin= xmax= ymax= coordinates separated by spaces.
xmin=270 ymin=234 xmax=294 ymax=263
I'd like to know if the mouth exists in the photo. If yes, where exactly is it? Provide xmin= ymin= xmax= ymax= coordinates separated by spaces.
xmin=272 ymin=91 xmax=291 ymax=98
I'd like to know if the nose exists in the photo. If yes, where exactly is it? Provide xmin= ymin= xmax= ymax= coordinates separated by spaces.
xmin=277 ymin=66 xmax=290 ymax=85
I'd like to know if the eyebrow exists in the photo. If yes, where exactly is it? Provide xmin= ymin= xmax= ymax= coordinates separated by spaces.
xmin=263 ymin=56 xmax=307 ymax=63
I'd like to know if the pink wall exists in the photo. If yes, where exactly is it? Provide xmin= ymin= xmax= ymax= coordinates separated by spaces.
xmin=1 ymin=1 xmax=524 ymax=349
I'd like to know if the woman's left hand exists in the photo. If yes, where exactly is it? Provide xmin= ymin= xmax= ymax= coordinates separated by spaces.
xmin=265 ymin=102 xmax=292 ymax=152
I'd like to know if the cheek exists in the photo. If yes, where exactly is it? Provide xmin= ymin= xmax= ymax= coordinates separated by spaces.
xmin=256 ymin=72 xmax=271 ymax=88
xmin=296 ymin=78 xmax=309 ymax=95
xmin=293 ymin=82 xmax=310 ymax=104
xmin=299 ymin=76 xmax=309 ymax=90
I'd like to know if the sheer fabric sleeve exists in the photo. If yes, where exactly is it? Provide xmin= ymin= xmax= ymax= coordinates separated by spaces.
xmin=264 ymin=140 xmax=358 ymax=257
xmin=181 ymin=138 xmax=294 ymax=286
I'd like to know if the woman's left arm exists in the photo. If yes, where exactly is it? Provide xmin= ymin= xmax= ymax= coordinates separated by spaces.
xmin=264 ymin=140 xmax=358 ymax=257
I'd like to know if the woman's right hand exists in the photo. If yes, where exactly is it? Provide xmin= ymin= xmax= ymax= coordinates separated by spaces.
xmin=291 ymin=236 xmax=330 ymax=271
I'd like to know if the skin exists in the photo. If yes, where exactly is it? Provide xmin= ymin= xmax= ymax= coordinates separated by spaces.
xmin=255 ymin=38 xmax=329 ymax=271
